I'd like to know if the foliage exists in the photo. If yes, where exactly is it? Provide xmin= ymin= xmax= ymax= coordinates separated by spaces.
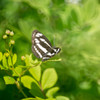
xmin=0 ymin=30 xmax=68 ymax=99
xmin=0 ymin=0 xmax=100 ymax=100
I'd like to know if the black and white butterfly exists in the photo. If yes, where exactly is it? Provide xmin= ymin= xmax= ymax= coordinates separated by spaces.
xmin=32 ymin=30 xmax=61 ymax=61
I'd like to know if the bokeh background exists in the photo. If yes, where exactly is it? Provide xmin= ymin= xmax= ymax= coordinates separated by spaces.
xmin=0 ymin=0 xmax=100 ymax=100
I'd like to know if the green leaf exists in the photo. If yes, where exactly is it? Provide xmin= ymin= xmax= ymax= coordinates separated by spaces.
xmin=0 ymin=64 xmax=4 ymax=70
xmin=56 ymin=96 xmax=69 ymax=100
xmin=0 ymin=52 xmax=2 ymax=61
xmin=21 ymin=98 xmax=36 ymax=100
xmin=21 ymin=75 xmax=37 ymax=89
xmin=20 ymin=0 xmax=50 ymax=15
xmin=13 ymin=54 xmax=17 ymax=65
xmin=21 ymin=97 xmax=47 ymax=100
xmin=35 ymin=97 xmax=47 ymax=100
xmin=0 ymin=78 xmax=6 ymax=90
xmin=16 ymin=65 xmax=27 ymax=68
xmin=18 ymin=19 xmax=33 ymax=41
xmin=41 ymin=68 xmax=58 ymax=90
xmin=71 ymin=9 xmax=78 ymax=24
xmin=30 ymin=82 xmax=44 ymax=98
xmin=22 ymin=97 xmax=56 ymax=100
xmin=83 ymin=0 xmax=97 ymax=20
xmin=79 ymin=81 xmax=91 ymax=90
xmin=25 ymin=54 xmax=34 ymax=66
xmin=46 ymin=98 xmax=55 ymax=100
xmin=46 ymin=87 xmax=59 ymax=98
xmin=0 ymin=64 xmax=2 ymax=68
xmin=12 ymin=66 xmax=22 ymax=76
xmin=29 ymin=65 xmax=41 ymax=81
xmin=3 ymin=76 xmax=15 ymax=84
xmin=2 ymin=55 xmax=7 ymax=68
xmin=8 ymin=56 xmax=12 ymax=67
xmin=97 ymin=85 xmax=100 ymax=94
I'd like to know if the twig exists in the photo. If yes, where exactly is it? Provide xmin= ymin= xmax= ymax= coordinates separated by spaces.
xmin=43 ymin=58 xmax=62 ymax=63
xmin=20 ymin=61 xmax=42 ymax=76
xmin=38 ymin=81 xmax=46 ymax=98
xmin=15 ymin=81 xmax=27 ymax=98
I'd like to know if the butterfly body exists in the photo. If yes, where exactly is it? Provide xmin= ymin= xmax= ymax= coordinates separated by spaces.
xmin=32 ymin=30 xmax=61 ymax=61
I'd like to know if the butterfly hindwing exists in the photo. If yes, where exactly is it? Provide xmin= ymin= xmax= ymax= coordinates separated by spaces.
xmin=32 ymin=45 xmax=42 ymax=58
xmin=32 ymin=30 xmax=61 ymax=61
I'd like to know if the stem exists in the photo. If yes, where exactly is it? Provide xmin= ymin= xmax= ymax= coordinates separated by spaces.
xmin=5 ymin=39 xmax=8 ymax=50
xmin=43 ymin=58 xmax=62 ymax=63
xmin=17 ymin=62 xmax=42 ymax=98
xmin=11 ymin=65 xmax=27 ymax=97
xmin=20 ymin=88 xmax=27 ymax=98
xmin=4 ymin=34 xmax=27 ymax=98
xmin=20 ymin=62 xmax=42 ymax=76
xmin=11 ymin=67 xmax=20 ymax=77
xmin=5 ymin=70 xmax=12 ymax=76
xmin=5 ymin=69 xmax=27 ymax=98
xmin=15 ymin=81 xmax=27 ymax=98
xmin=38 ymin=81 xmax=46 ymax=98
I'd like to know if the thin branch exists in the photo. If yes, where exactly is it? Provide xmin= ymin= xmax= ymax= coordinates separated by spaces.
xmin=20 ymin=61 xmax=42 ymax=76
xmin=43 ymin=58 xmax=62 ymax=63
xmin=38 ymin=81 xmax=46 ymax=98
xmin=15 ymin=81 xmax=27 ymax=98
xmin=11 ymin=67 xmax=20 ymax=77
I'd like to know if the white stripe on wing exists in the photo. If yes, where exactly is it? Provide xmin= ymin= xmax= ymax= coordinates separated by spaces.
xmin=34 ymin=46 xmax=42 ymax=58
xmin=40 ymin=38 xmax=51 ymax=48
xmin=36 ymin=33 xmax=43 ymax=37
xmin=47 ymin=52 xmax=55 ymax=56
xmin=36 ymin=44 xmax=48 ymax=53
xmin=42 ymin=57 xmax=50 ymax=60
xmin=35 ymin=38 xmax=40 ymax=43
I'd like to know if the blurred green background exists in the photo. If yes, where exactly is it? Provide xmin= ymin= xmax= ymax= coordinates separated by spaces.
xmin=0 ymin=0 xmax=100 ymax=100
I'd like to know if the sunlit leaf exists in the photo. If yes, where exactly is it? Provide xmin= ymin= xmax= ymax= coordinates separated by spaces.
xmin=21 ymin=98 xmax=36 ymax=100
xmin=56 ymin=96 xmax=69 ymax=100
xmin=8 ymin=56 xmax=12 ymax=67
xmin=0 ymin=64 xmax=4 ymax=70
xmin=41 ymin=68 xmax=58 ymax=90
xmin=0 ymin=52 xmax=2 ymax=61
xmin=36 ymin=97 xmax=48 ymax=100
xmin=3 ymin=76 xmax=15 ymax=84
xmin=79 ymin=81 xmax=91 ymax=90
xmin=21 ymin=97 xmax=48 ymax=100
xmin=25 ymin=54 xmax=34 ymax=66
xmin=16 ymin=65 xmax=27 ymax=68
xmin=13 ymin=54 xmax=17 ymax=65
xmin=46 ymin=87 xmax=59 ymax=98
xmin=12 ymin=66 xmax=22 ymax=76
xmin=21 ymin=75 xmax=38 ymax=89
xmin=29 ymin=65 xmax=41 ymax=82
xmin=2 ymin=55 xmax=7 ymax=68
xmin=46 ymin=98 xmax=55 ymax=100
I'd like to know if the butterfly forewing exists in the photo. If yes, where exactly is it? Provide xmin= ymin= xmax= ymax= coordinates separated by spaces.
xmin=32 ymin=30 xmax=61 ymax=61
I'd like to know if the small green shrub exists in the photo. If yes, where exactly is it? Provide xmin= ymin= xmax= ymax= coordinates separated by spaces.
xmin=0 ymin=30 xmax=69 ymax=100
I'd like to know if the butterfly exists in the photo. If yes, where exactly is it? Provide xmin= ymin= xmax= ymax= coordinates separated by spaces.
xmin=32 ymin=30 xmax=61 ymax=61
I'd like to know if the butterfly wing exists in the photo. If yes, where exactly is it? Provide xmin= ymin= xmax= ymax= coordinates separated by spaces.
xmin=42 ymin=47 xmax=61 ymax=61
xmin=32 ymin=30 xmax=53 ymax=58
xmin=32 ymin=30 xmax=61 ymax=61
